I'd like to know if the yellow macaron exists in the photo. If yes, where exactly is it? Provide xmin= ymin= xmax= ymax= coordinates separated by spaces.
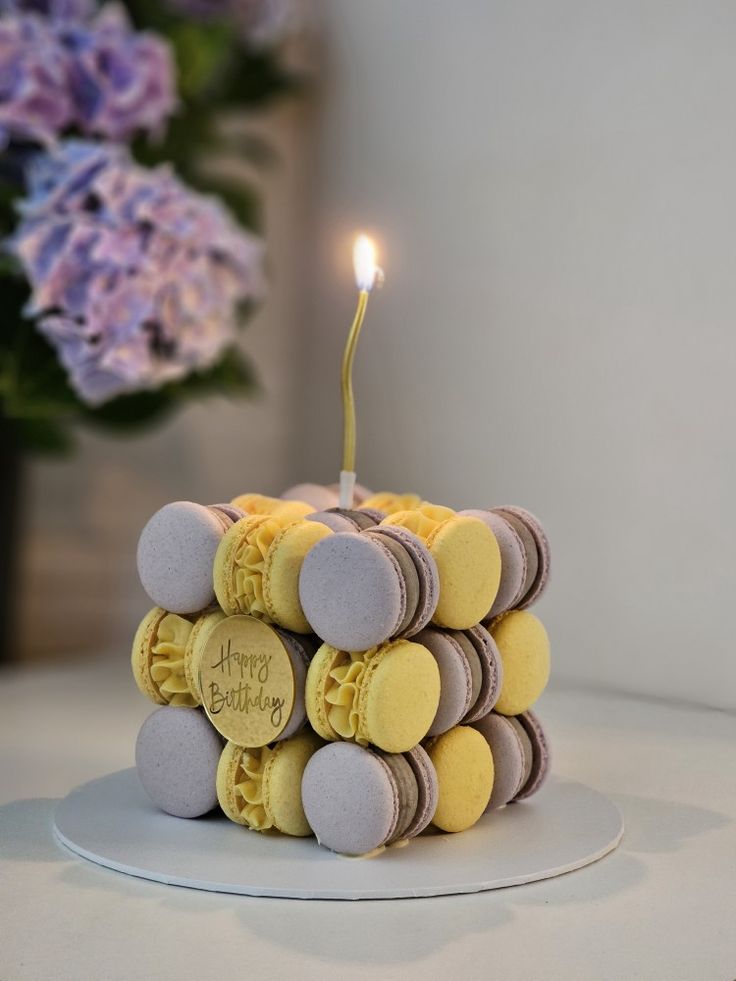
xmin=216 ymin=731 xmax=322 ymax=836
xmin=230 ymin=492 xmax=315 ymax=522
xmin=359 ymin=491 xmax=424 ymax=515
xmin=491 ymin=610 xmax=551 ymax=715
xmin=131 ymin=606 xmax=226 ymax=707
xmin=213 ymin=514 xmax=331 ymax=633
xmin=384 ymin=504 xmax=501 ymax=630
xmin=306 ymin=639 xmax=441 ymax=754
xmin=426 ymin=725 xmax=494 ymax=832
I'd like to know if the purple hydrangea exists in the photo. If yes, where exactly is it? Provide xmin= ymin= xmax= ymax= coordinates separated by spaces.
xmin=0 ymin=0 xmax=95 ymax=21
xmin=0 ymin=4 xmax=176 ymax=147
xmin=0 ymin=15 xmax=74 ymax=147
xmin=59 ymin=5 xmax=177 ymax=141
xmin=10 ymin=140 xmax=265 ymax=405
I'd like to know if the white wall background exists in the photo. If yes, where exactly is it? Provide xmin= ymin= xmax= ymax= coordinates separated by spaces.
xmin=296 ymin=1 xmax=736 ymax=710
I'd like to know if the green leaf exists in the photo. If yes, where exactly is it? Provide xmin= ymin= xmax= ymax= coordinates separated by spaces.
xmin=16 ymin=416 xmax=75 ymax=455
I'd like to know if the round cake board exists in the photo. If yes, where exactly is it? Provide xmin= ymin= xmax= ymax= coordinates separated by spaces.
xmin=54 ymin=769 xmax=623 ymax=900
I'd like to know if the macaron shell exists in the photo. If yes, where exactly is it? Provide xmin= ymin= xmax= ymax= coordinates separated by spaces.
xmin=135 ymin=707 xmax=223 ymax=818
xmin=493 ymin=506 xmax=550 ymax=609
xmin=274 ymin=630 xmax=311 ymax=740
xmin=364 ymin=530 xmax=421 ymax=636
xmin=461 ymin=510 xmax=527 ymax=617
xmin=137 ymin=501 xmax=226 ymax=614
xmin=426 ymin=516 xmax=501 ymax=630
xmin=208 ymin=503 xmax=246 ymax=526
xmin=264 ymin=730 xmax=323 ymax=836
xmin=131 ymin=607 xmax=170 ymax=705
xmin=360 ymin=640 xmax=441 ymax=753
xmin=366 ymin=524 xmax=440 ymax=636
xmin=455 ymin=624 xmax=504 ymax=723
xmin=377 ymin=752 xmax=419 ymax=842
xmin=414 ymin=627 xmax=473 ymax=737
xmin=281 ymin=483 xmax=340 ymax=511
xmin=403 ymin=744 xmax=439 ymax=838
xmin=513 ymin=709 xmax=551 ymax=801
xmin=307 ymin=510 xmax=362 ymax=533
xmin=426 ymin=726 xmax=494 ymax=833
xmin=263 ymin=520 xmax=332 ymax=633
xmin=301 ymin=742 xmax=399 ymax=855
xmin=304 ymin=644 xmax=341 ymax=741
xmin=184 ymin=608 xmax=226 ymax=704
xmin=471 ymin=713 xmax=527 ymax=810
xmin=491 ymin=610 xmax=551 ymax=716
xmin=298 ymin=533 xmax=406 ymax=651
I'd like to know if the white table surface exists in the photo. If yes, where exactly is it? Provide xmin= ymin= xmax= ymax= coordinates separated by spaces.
xmin=1 ymin=656 xmax=734 ymax=981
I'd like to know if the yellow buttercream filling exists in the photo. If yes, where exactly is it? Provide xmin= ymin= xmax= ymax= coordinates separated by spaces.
xmin=150 ymin=613 xmax=197 ymax=707
xmin=233 ymin=746 xmax=274 ymax=831
xmin=232 ymin=517 xmax=282 ymax=619
xmin=382 ymin=503 xmax=456 ymax=542
xmin=361 ymin=492 xmax=424 ymax=515
xmin=324 ymin=648 xmax=381 ymax=744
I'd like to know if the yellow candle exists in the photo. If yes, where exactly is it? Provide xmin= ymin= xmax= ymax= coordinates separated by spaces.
xmin=339 ymin=234 xmax=383 ymax=508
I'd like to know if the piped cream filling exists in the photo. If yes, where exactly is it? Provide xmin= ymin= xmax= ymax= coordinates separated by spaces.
xmin=150 ymin=613 xmax=197 ymax=707
xmin=324 ymin=648 xmax=381 ymax=743
xmin=233 ymin=746 xmax=274 ymax=831
xmin=232 ymin=518 xmax=281 ymax=618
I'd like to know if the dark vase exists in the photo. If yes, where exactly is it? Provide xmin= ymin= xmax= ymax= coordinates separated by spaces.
xmin=0 ymin=415 xmax=22 ymax=664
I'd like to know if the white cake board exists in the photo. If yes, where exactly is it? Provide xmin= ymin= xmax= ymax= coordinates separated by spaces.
xmin=53 ymin=769 xmax=623 ymax=900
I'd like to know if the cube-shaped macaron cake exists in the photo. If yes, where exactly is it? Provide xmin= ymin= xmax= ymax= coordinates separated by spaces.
xmin=130 ymin=487 xmax=552 ymax=855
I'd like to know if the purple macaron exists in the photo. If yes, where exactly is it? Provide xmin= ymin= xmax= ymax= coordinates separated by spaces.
xmin=306 ymin=508 xmax=381 ymax=534
xmin=137 ymin=501 xmax=244 ymax=614
xmin=416 ymin=624 xmax=503 ymax=735
xmin=472 ymin=708 xmax=550 ymax=810
xmin=491 ymin=506 xmax=550 ymax=610
xmin=299 ymin=525 xmax=439 ymax=651
xmin=301 ymin=741 xmax=438 ymax=855
xmin=135 ymin=706 xmax=224 ymax=818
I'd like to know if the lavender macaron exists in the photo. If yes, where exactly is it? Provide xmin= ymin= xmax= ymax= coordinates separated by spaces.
xmin=415 ymin=623 xmax=503 ymax=735
xmin=137 ymin=501 xmax=244 ymax=614
xmin=472 ymin=709 xmax=550 ymax=810
xmin=301 ymin=741 xmax=438 ymax=855
xmin=299 ymin=525 xmax=439 ymax=652
xmin=135 ymin=706 xmax=224 ymax=818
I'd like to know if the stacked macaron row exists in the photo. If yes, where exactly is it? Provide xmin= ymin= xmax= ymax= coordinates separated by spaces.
xmin=131 ymin=486 xmax=552 ymax=857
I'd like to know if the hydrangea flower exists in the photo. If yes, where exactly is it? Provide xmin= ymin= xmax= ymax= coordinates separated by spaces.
xmin=0 ymin=15 xmax=74 ymax=147
xmin=10 ymin=140 xmax=265 ymax=405
xmin=0 ymin=4 xmax=176 ymax=147
xmin=0 ymin=0 xmax=94 ymax=21
xmin=59 ymin=5 xmax=177 ymax=141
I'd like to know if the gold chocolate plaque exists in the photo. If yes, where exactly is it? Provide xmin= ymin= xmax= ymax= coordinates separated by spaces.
xmin=199 ymin=615 xmax=295 ymax=747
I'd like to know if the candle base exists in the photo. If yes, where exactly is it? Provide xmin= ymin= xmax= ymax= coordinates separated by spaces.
xmin=338 ymin=470 xmax=357 ymax=509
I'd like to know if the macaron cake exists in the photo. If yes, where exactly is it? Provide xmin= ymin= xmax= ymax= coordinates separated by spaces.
xmin=213 ymin=515 xmax=331 ymax=633
xmin=383 ymin=504 xmax=502 ymax=630
xmin=217 ymin=731 xmax=323 ymax=836
xmin=415 ymin=624 xmax=503 ymax=736
xmin=135 ymin=707 xmax=224 ymax=818
xmin=301 ymin=742 xmax=439 ymax=856
xmin=472 ymin=709 xmax=550 ymax=810
xmin=298 ymin=525 xmax=439 ymax=651
xmin=426 ymin=725 xmax=494 ymax=833
xmin=305 ymin=639 xmax=441 ymax=753
xmin=460 ymin=509 xmax=527 ymax=618
xmin=131 ymin=607 xmax=225 ymax=707
xmin=137 ymin=501 xmax=245 ymax=614
xmin=490 ymin=610 xmax=551 ymax=716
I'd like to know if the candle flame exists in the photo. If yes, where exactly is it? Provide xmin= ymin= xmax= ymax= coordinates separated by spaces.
xmin=353 ymin=234 xmax=381 ymax=292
